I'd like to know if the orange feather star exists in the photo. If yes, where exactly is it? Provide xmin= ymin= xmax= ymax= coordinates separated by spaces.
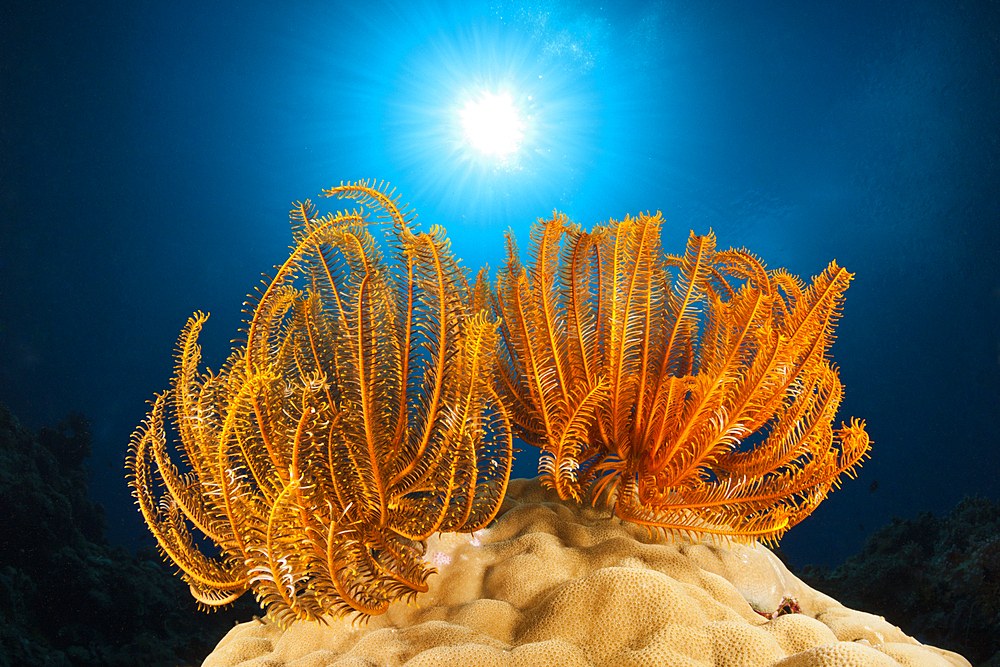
xmin=494 ymin=211 xmax=870 ymax=545
xmin=127 ymin=181 xmax=512 ymax=626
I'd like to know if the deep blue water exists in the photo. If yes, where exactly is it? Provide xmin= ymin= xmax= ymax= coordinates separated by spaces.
xmin=2 ymin=0 xmax=997 ymax=569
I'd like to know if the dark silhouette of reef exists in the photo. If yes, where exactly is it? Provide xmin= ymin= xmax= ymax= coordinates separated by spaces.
xmin=797 ymin=496 xmax=1000 ymax=666
xmin=0 ymin=403 xmax=261 ymax=667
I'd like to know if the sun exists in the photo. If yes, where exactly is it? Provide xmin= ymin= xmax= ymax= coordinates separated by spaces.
xmin=460 ymin=92 xmax=523 ymax=157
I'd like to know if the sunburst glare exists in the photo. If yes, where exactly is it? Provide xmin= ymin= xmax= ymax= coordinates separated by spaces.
xmin=460 ymin=92 xmax=524 ymax=156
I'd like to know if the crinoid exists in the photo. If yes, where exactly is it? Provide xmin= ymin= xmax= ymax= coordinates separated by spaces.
xmin=127 ymin=181 xmax=512 ymax=626
xmin=494 ymin=211 xmax=870 ymax=545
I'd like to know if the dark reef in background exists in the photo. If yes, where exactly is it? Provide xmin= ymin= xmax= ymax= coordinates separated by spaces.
xmin=797 ymin=497 xmax=1000 ymax=666
xmin=0 ymin=403 xmax=261 ymax=667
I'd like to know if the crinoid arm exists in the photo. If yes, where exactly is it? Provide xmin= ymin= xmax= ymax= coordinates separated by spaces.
xmin=126 ymin=389 xmax=250 ymax=606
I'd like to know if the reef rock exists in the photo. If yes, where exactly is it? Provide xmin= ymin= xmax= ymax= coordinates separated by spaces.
xmin=202 ymin=478 xmax=970 ymax=667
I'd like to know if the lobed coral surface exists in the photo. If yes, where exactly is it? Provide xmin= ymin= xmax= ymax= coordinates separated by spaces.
xmin=201 ymin=478 xmax=970 ymax=667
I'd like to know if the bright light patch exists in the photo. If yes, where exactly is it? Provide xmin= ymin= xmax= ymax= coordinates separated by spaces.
xmin=460 ymin=92 xmax=523 ymax=156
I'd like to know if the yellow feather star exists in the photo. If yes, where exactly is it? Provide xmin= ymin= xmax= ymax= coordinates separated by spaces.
xmin=127 ymin=181 xmax=513 ymax=626
xmin=494 ymin=211 xmax=870 ymax=545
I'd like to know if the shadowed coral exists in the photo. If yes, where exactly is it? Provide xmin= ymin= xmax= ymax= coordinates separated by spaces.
xmin=127 ymin=181 xmax=513 ymax=626
xmin=494 ymin=211 xmax=870 ymax=545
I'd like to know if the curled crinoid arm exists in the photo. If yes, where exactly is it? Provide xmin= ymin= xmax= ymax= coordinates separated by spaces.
xmin=127 ymin=181 xmax=512 ymax=626
xmin=495 ymin=213 xmax=870 ymax=545
xmin=126 ymin=391 xmax=250 ymax=606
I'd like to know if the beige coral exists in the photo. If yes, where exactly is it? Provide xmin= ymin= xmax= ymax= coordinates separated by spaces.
xmin=202 ymin=478 xmax=970 ymax=667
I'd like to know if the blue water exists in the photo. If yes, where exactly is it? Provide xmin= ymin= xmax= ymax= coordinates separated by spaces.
xmin=2 ymin=0 xmax=997 ymax=568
